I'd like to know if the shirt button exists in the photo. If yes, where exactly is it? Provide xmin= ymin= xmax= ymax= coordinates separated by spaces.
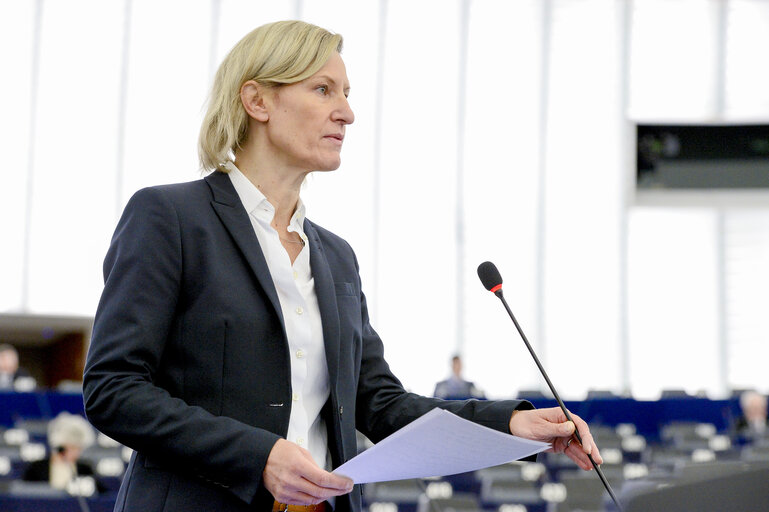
xmin=297 ymin=438 xmax=305 ymax=446
xmin=292 ymin=393 xmax=299 ymax=402
xmin=296 ymin=349 xmax=305 ymax=359
xmin=295 ymin=306 xmax=303 ymax=315
xmin=293 ymin=271 xmax=298 ymax=280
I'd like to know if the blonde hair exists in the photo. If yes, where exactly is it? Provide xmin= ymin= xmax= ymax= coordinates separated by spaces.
xmin=199 ymin=20 xmax=344 ymax=171
xmin=48 ymin=412 xmax=95 ymax=450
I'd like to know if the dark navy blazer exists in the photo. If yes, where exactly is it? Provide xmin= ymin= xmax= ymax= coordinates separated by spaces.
xmin=83 ymin=170 xmax=530 ymax=512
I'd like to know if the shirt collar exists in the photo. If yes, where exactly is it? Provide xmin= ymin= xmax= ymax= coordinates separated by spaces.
xmin=224 ymin=161 xmax=307 ymax=230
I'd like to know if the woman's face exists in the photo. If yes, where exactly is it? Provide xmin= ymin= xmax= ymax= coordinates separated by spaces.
xmin=262 ymin=52 xmax=355 ymax=173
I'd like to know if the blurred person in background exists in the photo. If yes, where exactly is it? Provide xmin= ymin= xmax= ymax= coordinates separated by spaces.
xmin=83 ymin=20 xmax=602 ymax=512
xmin=434 ymin=354 xmax=485 ymax=399
xmin=0 ymin=343 xmax=36 ymax=391
xmin=23 ymin=412 xmax=103 ymax=493
xmin=734 ymin=390 xmax=768 ymax=439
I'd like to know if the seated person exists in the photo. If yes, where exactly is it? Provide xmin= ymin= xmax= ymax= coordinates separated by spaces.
xmin=23 ymin=412 xmax=104 ymax=494
xmin=434 ymin=354 xmax=485 ymax=399
xmin=0 ymin=343 xmax=36 ymax=391
xmin=734 ymin=390 xmax=768 ymax=439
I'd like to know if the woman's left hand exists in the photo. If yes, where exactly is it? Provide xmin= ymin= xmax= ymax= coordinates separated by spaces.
xmin=509 ymin=407 xmax=603 ymax=471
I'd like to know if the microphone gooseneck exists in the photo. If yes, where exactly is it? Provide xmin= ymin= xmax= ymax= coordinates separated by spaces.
xmin=477 ymin=261 xmax=623 ymax=511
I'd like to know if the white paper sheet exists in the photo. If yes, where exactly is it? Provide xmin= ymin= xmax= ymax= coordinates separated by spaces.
xmin=333 ymin=408 xmax=550 ymax=484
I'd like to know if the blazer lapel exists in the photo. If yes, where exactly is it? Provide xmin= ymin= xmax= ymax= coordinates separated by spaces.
xmin=305 ymin=220 xmax=340 ymax=390
xmin=205 ymin=171 xmax=286 ymax=329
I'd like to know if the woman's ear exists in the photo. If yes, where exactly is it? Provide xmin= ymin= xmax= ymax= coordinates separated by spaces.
xmin=241 ymin=80 xmax=269 ymax=122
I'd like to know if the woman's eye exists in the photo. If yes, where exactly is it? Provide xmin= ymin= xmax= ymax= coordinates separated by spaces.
xmin=316 ymin=85 xmax=328 ymax=94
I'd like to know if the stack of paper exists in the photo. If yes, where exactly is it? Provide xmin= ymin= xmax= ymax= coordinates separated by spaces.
xmin=333 ymin=408 xmax=550 ymax=483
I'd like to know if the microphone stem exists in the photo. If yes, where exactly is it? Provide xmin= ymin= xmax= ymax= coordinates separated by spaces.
xmin=496 ymin=291 xmax=623 ymax=511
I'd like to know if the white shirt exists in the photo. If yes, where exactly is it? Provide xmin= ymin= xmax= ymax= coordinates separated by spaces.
xmin=50 ymin=459 xmax=75 ymax=490
xmin=226 ymin=162 xmax=331 ymax=471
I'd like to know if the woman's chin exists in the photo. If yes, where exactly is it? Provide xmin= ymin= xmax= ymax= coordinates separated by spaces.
xmin=313 ymin=158 xmax=342 ymax=172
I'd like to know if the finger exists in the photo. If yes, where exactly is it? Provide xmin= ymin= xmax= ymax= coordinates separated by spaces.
xmin=314 ymin=470 xmax=355 ymax=493
xmin=560 ymin=420 xmax=576 ymax=437
xmin=571 ymin=428 xmax=603 ymax=465
xmin=571 ymin=417 xmax=603 ymax=464
xmin=300 ymin=462 xmax=354 ymax=493
xmin=293 ymin=475 xmax=352 ymax=502
xmin=569 ymin=413 xmax=595 ymax=456
xmin=276 ymin=473 xmax=350 ymax=505
xmin=564 ymin=442 xmax=593 ymax=471
xmin=590 ymin=442 xmax=603 ymax=465
xmin=541 ymin=416 xmax=575 ymax=439
xmin=276 ymin=488 xmax=323 ymax=506
xmin=286 ymin=444 xmax=353 ymax=493
xmin=577 ymin=431 xmax=595 ymax=456
xmin=544 ymin=418 xmax=576 ymax=443
xmin=267 ymin=469 xmax=322 ymax=506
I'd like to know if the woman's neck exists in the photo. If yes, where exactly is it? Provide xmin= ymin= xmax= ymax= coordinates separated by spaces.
xmin=233 ymin=151 xmax=307 ymax=227
xmin=233 ymin=149 xmax=308 ymax=265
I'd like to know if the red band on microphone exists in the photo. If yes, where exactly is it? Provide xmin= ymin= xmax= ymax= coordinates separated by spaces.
xmin=490 ymin=284 xmax=502 ymax=293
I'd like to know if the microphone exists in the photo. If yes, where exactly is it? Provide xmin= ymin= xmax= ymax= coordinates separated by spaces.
xmin=477 ymin=261 xmax=622 ymax=511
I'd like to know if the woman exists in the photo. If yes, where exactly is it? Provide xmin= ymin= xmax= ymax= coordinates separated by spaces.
xmin=83 ymin=20 xmax=601 ymax=512
xmin=23 ymin=412 xmax=103 ymax=495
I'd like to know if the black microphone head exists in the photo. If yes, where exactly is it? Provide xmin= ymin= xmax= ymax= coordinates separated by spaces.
xmin=477 ymin=261 xmax=503 ymax=292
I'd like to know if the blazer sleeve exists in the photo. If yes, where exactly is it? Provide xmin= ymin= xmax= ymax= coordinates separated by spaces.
xmin=347 ymin=251 xmax=533 ymax=444
xmin=82 ymin=187 xmax=279 ymax=505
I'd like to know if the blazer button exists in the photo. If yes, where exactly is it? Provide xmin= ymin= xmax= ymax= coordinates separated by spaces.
xmin=339 ymin=406 xmax=343 ymax=415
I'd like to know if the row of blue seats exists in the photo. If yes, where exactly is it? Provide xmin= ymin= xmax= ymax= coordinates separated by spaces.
xmin=0 ymin=390 xmax=746 ymax=438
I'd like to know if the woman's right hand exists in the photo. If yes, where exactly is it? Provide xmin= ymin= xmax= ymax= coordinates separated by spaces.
xmin=263 ymin=439 xmax=354 ymax=505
